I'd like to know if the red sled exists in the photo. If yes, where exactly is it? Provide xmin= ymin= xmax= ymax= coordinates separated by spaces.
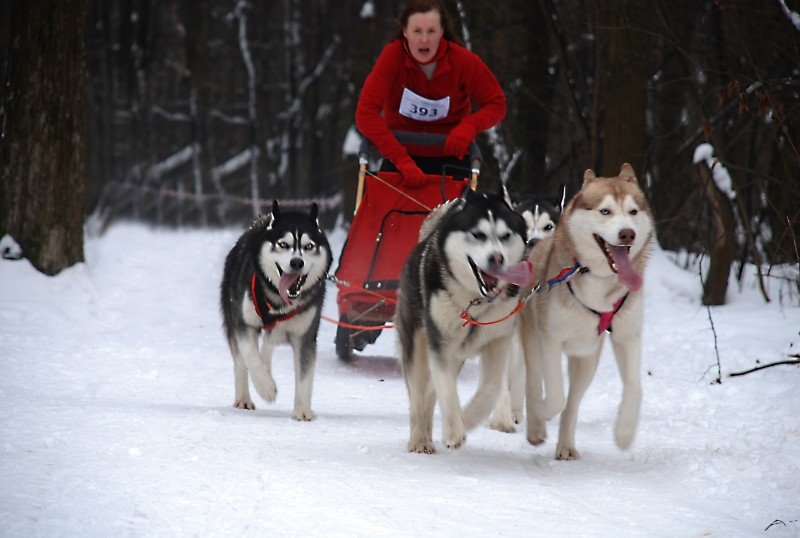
xmin=334 ymin=133 xmax=480 ymax=360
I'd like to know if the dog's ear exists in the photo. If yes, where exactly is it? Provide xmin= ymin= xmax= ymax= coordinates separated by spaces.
xmin=583 ymin=169 xmax=597 ymax=184
xmin=619 ymin=163 xmax=637 ymax=182
xmin=264 ymin=200 xmax=281 ymax=231
xmin=506 ymin=185 xmax=523 ymax=208
xmin=308 ymin=202 xmax=319 ymax=221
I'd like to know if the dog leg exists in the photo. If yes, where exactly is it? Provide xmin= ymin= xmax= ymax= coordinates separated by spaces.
xmin=488 ymin=380 xmax=515 ymax=432
xmin=610 ymin=335 xmax=642 ymax=450
xmin=403 ymin=337 xmax=436 ymax=454
xmin=429 ymin=352 xmax=466 ymax=450
xmin=533 ymin=334 xmax=566 ymax=421
xmin=508 ymin=338 xmax=525 ymax=425
xmin=556 ymin=353 xmax=600 ymax=460
xmin=520 ymin=313 xmax=547 ymax=446
xmin=237 ymin=332 xmax=277 ymax=404
xmin=464 ymin=338 xmax=510 ymax=431
xmin=488 ymin=355 xmax=514 ymax=432
xmin=290 ymin=334 xmax=317 ymax=421
xmin=488 ymin=337 xmax=522 ymax=433
xmin=230 ymin=336 xmax=256 ymax=410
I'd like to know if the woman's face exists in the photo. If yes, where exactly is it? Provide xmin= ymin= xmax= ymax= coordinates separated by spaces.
xmin=403 ymin=10 xmax=444 ymax=64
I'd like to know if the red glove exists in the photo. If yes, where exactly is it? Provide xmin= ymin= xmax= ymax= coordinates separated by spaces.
xmin=395 ymin=156 xmax=426 ymax=188
xmin=444 ymin=119 xmax=477 ymax=159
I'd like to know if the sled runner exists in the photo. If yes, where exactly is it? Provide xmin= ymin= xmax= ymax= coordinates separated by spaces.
xmin=334 ymin=131 xmax=481 ymax=359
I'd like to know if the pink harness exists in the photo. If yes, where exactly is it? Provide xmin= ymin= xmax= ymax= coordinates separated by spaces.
xmin=566 ymin=281 xmax=628 ymax=334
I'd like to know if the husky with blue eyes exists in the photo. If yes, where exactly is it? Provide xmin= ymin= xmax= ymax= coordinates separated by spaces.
xmin=395 ymin=185 xmax=532 ymax=454
xmin=519 ymin=164 xmax=654 ymax=460
xmin=220 ymin=201 xmax=332 ymax=421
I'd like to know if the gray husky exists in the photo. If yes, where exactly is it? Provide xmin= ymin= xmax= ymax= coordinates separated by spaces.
xmin=395 ymin=187 xmax=531 ymax=453
xmin=220 ymin=201 xmax=332 ymax=421
xmin=489 ymin=191 xmax=564 ymax=432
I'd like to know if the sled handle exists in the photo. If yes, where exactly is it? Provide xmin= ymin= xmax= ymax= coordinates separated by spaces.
xmin=358 ymin=130 xmax=482 ymax=190
xmin=354 ymin=160 xmax=367 ymax=215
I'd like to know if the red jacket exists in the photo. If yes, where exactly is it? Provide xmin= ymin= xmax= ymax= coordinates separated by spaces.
xmin=355 ymin=38 xmax=506 ymax=165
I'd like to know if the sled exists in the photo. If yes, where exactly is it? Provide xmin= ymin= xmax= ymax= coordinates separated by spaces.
xmin=334 ymin=131 xmax=481 ymax=360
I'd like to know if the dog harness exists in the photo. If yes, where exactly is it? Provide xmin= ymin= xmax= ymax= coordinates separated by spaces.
xmin=566 ymin=281 xmax=628 ymax=334
xmin=250 ymin=272 xmax=306 ymax=331
xmin=538 ymin=260 xmax=628 ymax=334
xmin=534 ymin=260 xmax=587 ymax=292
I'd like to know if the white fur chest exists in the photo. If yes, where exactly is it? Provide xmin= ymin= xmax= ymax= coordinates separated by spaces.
xmin=429 ymin=290 xmax=520 ymax=357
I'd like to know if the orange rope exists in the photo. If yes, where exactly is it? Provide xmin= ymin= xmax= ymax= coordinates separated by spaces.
xmin=338 ymin=285 xmax=399 ymax=305
xmin=460 ymin=299 xmax=524 ymax=327
xmin=320 ymin=279 xmax=397 ymax=330
xmin=364 ymin=170 xmax=433 ymax=211
xmin=321 ymin=314 xmax=392 ymax=331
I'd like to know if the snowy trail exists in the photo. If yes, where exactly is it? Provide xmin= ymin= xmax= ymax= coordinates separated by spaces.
xmin=1 ymin=223 xmax=798 ymax=537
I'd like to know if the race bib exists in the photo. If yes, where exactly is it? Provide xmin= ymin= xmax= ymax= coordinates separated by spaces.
xmin=399 ymin=88 xmax=450 ymax=122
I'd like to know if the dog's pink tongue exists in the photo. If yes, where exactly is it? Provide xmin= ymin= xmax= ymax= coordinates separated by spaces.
xmin=608 ymin=245 xmax=642 ymax=291
xmin=483 ymin=260 xmax=533 ymax=287
xmin=278 ymin=273 xmax=300 ymax=304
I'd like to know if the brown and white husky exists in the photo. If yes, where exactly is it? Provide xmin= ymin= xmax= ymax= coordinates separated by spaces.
xmin=519 ymin=164 xmax=654 ymax=459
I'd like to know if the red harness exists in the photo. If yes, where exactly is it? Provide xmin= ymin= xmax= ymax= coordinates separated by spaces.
xmin=566 ymin=281 xmax=628 ymax=334
xmin=250 ymin=272 xmax=305 ymax=331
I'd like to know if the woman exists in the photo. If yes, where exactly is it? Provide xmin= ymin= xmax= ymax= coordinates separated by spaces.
xmin=355 ymin=0 xmax=506 ymax=186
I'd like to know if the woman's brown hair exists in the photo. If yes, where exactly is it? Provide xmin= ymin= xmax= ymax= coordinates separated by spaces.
xmin=391 ymin=0 xmax=464 ymax=46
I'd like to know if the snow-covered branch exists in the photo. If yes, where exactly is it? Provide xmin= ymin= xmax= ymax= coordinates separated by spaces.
xmin=777 ymin=0 xmax=800 ymax=30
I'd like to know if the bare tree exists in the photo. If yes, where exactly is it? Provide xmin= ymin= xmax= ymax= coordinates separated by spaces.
xmin=68 ymin=0 xmax=799 ymax=305
xmin=1 ymin=0 xmax=88 ymax=275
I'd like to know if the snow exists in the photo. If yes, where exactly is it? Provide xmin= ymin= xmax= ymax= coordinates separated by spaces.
xmin=1 ymin=222 xmax=799 ymax=537
xmin=693 ymin=143 xmax=736 ymax=199
xmin=342 ymin=125 xmax=362 ymax=157
xmin=360 ymin=1 xmax=375 ymax=20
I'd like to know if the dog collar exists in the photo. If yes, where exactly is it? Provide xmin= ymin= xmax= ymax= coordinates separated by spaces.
xmin=566 ymin=281 xmax=628 ymax=334
xmin=250 ymin=272 xmax=306 ymax=331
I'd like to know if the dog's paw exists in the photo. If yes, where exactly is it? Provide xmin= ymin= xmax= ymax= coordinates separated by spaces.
xmin=614 ymin=398 xmax=640 ymax=450
xmin=614 ymin=422 xmax=636 ymax=451
xmin=488 ymin=417 xmax=516 ymax=433
xmin=252 ymin=375 xmax=278 ymax=403
xmin=555 ymin=445 xmax=580 ymax=460
xmin=443 ymin=429 xmax=467 ymax=450
xmin=511 ymin=410 xmax=523 ymax=424
xmin=408 ymin=440 xmax=436 ymax=454
xmin=233 ymin=399 xmax=256 ymax=410
xmin=526 ymin=423 xmax=547 ymax=446
xmin=291 ymin=408 xmax=316 ymax=422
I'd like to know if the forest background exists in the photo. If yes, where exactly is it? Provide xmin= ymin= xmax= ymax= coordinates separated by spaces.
xmin=1 ymin=0 xmax=798 ymax=305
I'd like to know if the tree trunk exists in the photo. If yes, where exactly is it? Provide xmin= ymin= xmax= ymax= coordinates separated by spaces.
xmin=697 ymin=163 xmax=734 ymax=306
xmin=0 ymin=0 xmax=88 ymax=275
xmin=595 ymin=0 xmax=648 ymax=175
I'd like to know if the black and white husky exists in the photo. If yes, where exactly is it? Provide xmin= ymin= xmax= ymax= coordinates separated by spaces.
xmin=220 ymin=201 xmax=332 ymax=421
xmin=395 ymin=187 xmax=531 ymax=453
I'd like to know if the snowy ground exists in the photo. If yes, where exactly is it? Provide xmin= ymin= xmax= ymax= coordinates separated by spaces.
xmin=1 ymin=221 xmax=798 ymax=537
